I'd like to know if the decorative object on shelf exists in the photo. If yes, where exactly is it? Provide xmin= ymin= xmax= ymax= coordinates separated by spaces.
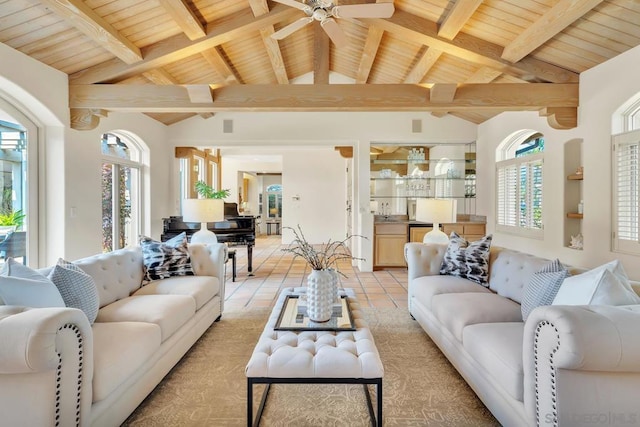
xmin=578 ymin=200 xmax=584 ymax=214
xmin=416 ymin=198 xmax=458 ymax=244
xmin=575 ymin=166 xmax=583 ymax=175
xmin=282 ymin=225 xmax=365 ymax=322
xmin=569 ymin=233 xmax=583 ymax=250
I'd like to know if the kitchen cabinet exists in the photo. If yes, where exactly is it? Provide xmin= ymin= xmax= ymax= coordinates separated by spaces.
xmin=374 ymin=223 xmax=408 ymax=268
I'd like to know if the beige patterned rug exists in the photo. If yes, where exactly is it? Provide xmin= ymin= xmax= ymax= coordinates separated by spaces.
xmin=122 ymin=308 xmax=499 ymax=426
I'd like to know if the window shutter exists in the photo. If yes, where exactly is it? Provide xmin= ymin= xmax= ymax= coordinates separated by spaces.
xmin=497 ymin=153 xmax=543 ymax=235
xmin=497 ymin=164 xmax=518 ymax=227
xmin=613 ymin=129 xmax=640 ymax=253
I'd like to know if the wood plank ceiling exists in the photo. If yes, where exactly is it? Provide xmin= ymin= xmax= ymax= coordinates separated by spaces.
xmin=1 ymin=0 xmax=639 ymax=130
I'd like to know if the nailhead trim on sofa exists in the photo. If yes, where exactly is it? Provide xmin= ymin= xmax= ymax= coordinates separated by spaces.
xmin=534 ymin=320 xmax=560 ymax=427
xmin=55 ymin=324 xmax=84 ymax=427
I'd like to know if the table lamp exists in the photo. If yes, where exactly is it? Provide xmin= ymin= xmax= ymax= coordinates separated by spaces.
xmin=182 ymin=199 xmax=225 ymax=244
xmin=415 ymin=199 xmax=457 ymax=244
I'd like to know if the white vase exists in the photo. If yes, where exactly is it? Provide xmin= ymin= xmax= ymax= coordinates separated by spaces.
xmin=327 ymin=268 xmax=340 ymax=303
xmin=306 ymin=269 xmax=334 ymax=322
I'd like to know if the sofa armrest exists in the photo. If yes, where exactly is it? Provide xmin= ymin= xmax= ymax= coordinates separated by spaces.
xmin=189 ymin=242 xmax=226 ymax=312
xmin=523 ymin=305 xmax=640 ymax=426
xmin=0 ymin=306 xmax=93 ymax=426
xmin=404 ymin=242 xmax=447 ymax=282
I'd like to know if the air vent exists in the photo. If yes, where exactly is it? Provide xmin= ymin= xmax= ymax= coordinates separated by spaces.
xmin=412 ymin=119 xmax=422 ymax=133
xmin=223 ymin=119 xmax=233 ymax=133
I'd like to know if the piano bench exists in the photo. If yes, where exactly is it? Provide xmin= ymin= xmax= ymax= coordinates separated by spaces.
xmin=227 ymin=249 xmax=237 ymax=282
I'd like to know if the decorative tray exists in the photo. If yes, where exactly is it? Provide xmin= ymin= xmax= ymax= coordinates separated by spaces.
xmin=274 ymin=294 xmax=356 ymax=332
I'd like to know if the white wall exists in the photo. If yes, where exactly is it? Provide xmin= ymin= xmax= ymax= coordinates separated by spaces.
xmin=282 ymin=148 xmax=346 ymax=244
xmin=477 ymin=44 xmax=640 ymax=278
xmin=0 ymin=45 xmax=172 ymax=263
xmin=168 ymin=111 xmax=477 ymax=269
xmin=65 ymin=113 xmax=170 ymax=261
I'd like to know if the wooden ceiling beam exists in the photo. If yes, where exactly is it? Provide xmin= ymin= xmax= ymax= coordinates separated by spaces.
xmin=430 ymin=67 xmax=501 ymax=118
xmin=38 ymin=0 xmax=142 ymax=64
xmin=249 ymin=0 xmax=289 ymax=84
xmin=314 ymin=24 xmax=330 ymax=84
xmin=363 ymin=11 xmax=579 ymax=83
xmin=465 ymin=66 xmax=503 ymax=84
xmin=184 ymin=85 xmax=214 ymax=103
xmin=69 ymin=5 xmax=299 ymax=84
xmin=430 ymin=83 xmax=457 ymax=103
xmin=201 ymin=48 xmax=242 ymax=85
xmin=143 ymin=69 xmax=214 ymax=119
xmin=69 ymin=83 xmax=578 ymax=115
xmin=157 ymin=0 xmax=206 ymax=40
xmin=438 ymin=0 xmax=484 ymax=40
xmin=355 ymin=26 xmax=384 ymax=84
xmin=404 ymin=47 xmax=443 ymax=84
xmin=501 ymin=0 xmax=605 ymax=63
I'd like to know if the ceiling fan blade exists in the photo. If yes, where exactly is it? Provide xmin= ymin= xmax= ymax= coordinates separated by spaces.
xmin=332 ymin=3 xmax=395 ymax=19
xmin=271 ymin=16 xmax=314 ymax=40
xmin=271 ymin=0 xmax=310 ymax=12
xmin=321 ymin=18 xmax=348 ymax=48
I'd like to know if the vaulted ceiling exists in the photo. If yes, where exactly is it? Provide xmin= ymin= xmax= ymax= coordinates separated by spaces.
xmin=2 ymin=0 xmax=639 ymax=130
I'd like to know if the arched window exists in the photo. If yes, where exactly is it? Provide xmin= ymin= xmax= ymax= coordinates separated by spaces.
xmin=495 ymin=130 xmax=544 ymax=237
xmin=101 ymin=132 xmax=146 ymax=252
xmin=613 ymin=92 xmax=640 ymax=254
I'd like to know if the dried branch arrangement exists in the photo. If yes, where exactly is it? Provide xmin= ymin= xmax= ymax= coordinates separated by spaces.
xmin=282 ymin=225 xmax=366 ymax=275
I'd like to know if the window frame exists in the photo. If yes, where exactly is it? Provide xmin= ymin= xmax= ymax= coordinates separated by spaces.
xmin=612 ymin=129 xmax=640 ymax=255
xmin=101 ymin=132 xmax=145 ymax=252
xmin=495 ymin=131 xmax=545 ymax=239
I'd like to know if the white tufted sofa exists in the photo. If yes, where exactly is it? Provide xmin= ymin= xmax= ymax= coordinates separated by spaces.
xmin=0 ymin=242 xmax=226 ymax=427
xmin=405 ymin=243 xmax=640 ymax=427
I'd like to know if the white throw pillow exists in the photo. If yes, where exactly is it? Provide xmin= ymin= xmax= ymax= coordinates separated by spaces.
xmin=553 ymin=260 xmax=640 ymax=306
xmin=0 ymin=258 xmax=65 ymax=307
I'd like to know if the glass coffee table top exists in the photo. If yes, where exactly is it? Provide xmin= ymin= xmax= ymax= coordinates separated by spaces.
xmin=274 ymin=294 xmax=356 ymax=332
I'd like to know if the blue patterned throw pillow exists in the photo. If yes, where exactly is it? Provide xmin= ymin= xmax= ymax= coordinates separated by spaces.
xmin=48 ymin=258 xmax=100 ymax=324
xmin=140 ymin=232 xmax=194 ymax=283
xmin=521 ymin=259 xmax=569 ymax=321
xmin=439 ymin=232 xmax=493 ymax=286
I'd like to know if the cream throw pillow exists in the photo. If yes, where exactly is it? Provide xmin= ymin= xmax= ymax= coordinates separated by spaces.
xmin=552 ymin=260 xmax=640 ymax=306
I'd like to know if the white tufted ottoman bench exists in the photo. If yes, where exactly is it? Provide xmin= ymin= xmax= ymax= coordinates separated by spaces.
xmin=245 ymin=287 xmax=384 ymax=426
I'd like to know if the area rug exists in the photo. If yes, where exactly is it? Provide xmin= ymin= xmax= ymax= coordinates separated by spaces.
xmin=122 ymin=307 xmax=499 ymax=426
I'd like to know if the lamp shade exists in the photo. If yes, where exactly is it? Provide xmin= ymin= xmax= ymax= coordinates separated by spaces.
xmin=182 ymin=199 xmax=225 ymax=244
xmin=415 ymin=199 xmax=457 ymax=244
xmin=182 ymin=199 xmax=225 ymax=223
xmin=415 ymin=199 xmax=457 ymax=224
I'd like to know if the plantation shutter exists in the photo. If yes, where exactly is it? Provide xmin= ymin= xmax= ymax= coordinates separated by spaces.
xmin=496 ymin=153 xmax=543 ymax=235
xmin=521 ymin=158 xmax=543 ymax=229
xmin=497 ymin=164 xmax=518 ymax=227
xmin=613 ymin=129 xmax=640 ymax=253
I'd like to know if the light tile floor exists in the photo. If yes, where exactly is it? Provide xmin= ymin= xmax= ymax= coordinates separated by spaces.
xmin=224 ymin=235 xmax=409 ymax=311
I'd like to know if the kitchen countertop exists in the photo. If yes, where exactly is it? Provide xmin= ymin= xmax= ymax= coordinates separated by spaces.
xmin=374 ymin=214 xmax=487 ymax=225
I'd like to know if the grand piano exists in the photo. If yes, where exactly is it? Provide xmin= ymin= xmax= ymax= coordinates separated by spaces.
xmin=161 ymin=202 xmax=256 ymax=275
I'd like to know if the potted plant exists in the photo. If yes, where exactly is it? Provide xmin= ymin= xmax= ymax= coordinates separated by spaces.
xmin=282 ymin=225 xmax=365 ymax=322
xmin=194 ymin=181 xmax=230 ymax=199
xmin=0 ymin=208 xmax=25 ymax=234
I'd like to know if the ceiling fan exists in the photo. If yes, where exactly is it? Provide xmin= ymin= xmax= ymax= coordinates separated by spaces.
xmin=271 ymin=0 xmax=395 ymax=48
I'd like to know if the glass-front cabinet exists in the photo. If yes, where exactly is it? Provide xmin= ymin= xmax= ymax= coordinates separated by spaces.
xmin=370 ymin=142 xmax=476 ymax=218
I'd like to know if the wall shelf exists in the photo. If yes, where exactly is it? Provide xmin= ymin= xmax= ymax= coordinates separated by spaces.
xmin=563 ymin=140 xmax=584 ymax=249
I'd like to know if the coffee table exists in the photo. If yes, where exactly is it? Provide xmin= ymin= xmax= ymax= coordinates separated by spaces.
xmin=245 ymin=287 xmax=384 ymax=426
